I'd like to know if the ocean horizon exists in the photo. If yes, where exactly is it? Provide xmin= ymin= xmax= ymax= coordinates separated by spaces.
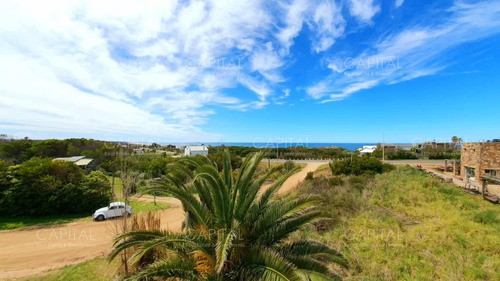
xmin=160 ymin=142 xmax=412 ymax=151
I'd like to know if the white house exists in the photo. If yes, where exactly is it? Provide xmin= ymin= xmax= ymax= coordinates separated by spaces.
xmin=53 ymin=156 xmax=95 ymax=170
xmin=184 ymin=145 xmax=208 ymax=156
xmin=359 ymin=145 xmax=377 ymax=155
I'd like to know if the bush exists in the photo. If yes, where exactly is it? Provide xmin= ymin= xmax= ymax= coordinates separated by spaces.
xmin=328 ymin=176 xmax=344 ymax=187
xmin=473 ymin=210 xmax=500 ymax=225
xmin=284 ymin=160 xmax=295 ymax=172
xmin=348 ymin=175 xmax=369 ymax=191
xmin=305 ymin=171 xmax=314 ymax=181
xmin=0 ymin=158 xmax=111 ymax=216
xmin=329 ymin=156 xmax=395 ymax=176
xmin=388 ymin=149 xmax=418 ymax=160
xmin=300 ymin=177 xmax=362 ymax=231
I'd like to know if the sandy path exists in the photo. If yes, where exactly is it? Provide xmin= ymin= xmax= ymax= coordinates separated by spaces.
xmin=0 ymin=163 xmax=321 ymax=279
xmin=279 ymin=163 xmax=322 ymax=194
xmin=0 ymin=207 xmax=184 ymax=279
xmin=275 ymin=163 xmax=323 ymax=195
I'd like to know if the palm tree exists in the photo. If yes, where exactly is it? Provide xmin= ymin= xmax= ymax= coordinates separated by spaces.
xmin=451 ymin=136 xmax=463 ymax=149
xmin=109 ymin=150 xmax=348 ymax=280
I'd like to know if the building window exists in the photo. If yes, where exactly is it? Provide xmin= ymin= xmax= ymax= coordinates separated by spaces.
xmin=485 ymin=169 xmax=499 ymax=179
xmin=465 ymin=167 xmax=476 ymax=180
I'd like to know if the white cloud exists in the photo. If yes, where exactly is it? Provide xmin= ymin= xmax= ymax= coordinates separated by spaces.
xmin=308 ymin=0 xmax=500 ymax=102
xmin=309 ymin=0 xmax=346 ymax=53
xmin=0 ymin=0 xmax=279 ymax=141
xmin=4 ymin=0 xmax=355 ymax=140
xmin=395 ymin=0 xmax=404 ymax=8
xmin=276 ymin=0 xmax=311 ymax=53
xmin=348 ymin=0 xmax=380 ymax=23
xmin=237 ymin=75 xmax=272 ymax=101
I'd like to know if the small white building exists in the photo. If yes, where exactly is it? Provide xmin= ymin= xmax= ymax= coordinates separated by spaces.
xmin=133 ymin=149 xmax=145 ymax=155
xmin=53 ymin=156 xmax=95 ymax=170
xmin=359 ymin=145 xmax=377 ymax=155
xmin=184 ymin=145 xmax=208 ymax=156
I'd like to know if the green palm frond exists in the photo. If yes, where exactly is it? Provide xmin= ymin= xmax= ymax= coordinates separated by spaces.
xmin=110 ymin=149 xmax=346 ymax=280
xmin=257 ymin=166 xmax=300 ymax=209
xmin=280 ymin=241 xmax=348 ymax=268
xmin=257 ymin=209 xmax=323 ymax=246
xmin=109 ymin=230 xmax=213 ymax=263
xmin=215 ymin=229 xmax=236 ymax=273
xmin=248 ymin=196 xmax=319 ymax=241
xmin=236 ymin=249 xmax=302 ymax=281
xmin=125 ymin=258 xmax=199 ymax=281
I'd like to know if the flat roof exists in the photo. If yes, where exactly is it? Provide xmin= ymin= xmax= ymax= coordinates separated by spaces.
xmin=53 ymin=156 xmax=86 ymax=162
xmin=186 ymin=145 xmax=207 ymax=151
xmin=75 ymin=159 xmax=93 ymax=166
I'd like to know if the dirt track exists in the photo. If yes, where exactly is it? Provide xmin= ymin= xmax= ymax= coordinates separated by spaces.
xmin=0 ymin=163 xmax=319 ymax=279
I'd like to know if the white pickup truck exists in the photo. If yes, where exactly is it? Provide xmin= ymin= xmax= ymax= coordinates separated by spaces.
xmin=93 ymin=202 xmax=133 ymax=221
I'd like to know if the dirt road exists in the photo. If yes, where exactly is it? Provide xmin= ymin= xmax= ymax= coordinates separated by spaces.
xmin=0 ymin=207 xmax=184 ymax=279
xmin=0 ymin=163 xmax=320 ymax=279
xmin=276 ymin=163 xmax=323 ymax=195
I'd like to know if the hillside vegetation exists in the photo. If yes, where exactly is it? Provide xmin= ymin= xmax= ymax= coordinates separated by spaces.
xmin=293 ymin=166 xmax=500 ymax=280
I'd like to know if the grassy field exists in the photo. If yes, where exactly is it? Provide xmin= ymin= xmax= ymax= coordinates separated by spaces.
xmin=0 ymin=214 xmax=91 ymax=231
xmin=16 ymin=258 xmax=120 ymax=281
xmin=128 ymin=200 xmax=169 ymax=213
xmin=293 ymin=166 xmax=500 ymax=280
xmin=109 ymin=175 xmax=123 ymax=198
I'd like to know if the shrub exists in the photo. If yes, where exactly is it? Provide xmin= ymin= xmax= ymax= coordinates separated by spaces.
xmin=329 ymin=176 xmax=344 ymax=187
xmin=348 ymin=175 xmax=369 ymax=191
xmin=0 ymin=158 xmax=111 ymax=216
xmin=305 ymin=171 xmax=314 ymax=181
xmin=284 ymin=160 xmax=295 ymax=171
xmin=387 ymin=149 xmax=418 ymax=160
xmin=329 ymin=156 xmax=395 ymax=176
xmin=473 ymin=210 xmax=500 ymax=225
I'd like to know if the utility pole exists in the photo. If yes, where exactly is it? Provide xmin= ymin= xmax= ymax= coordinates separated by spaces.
xmin=276 ymin=138 xmax=279 ymax=160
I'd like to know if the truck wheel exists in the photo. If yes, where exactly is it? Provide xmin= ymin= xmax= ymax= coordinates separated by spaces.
xmin=96 ymin=215 xmax=105 ymax=221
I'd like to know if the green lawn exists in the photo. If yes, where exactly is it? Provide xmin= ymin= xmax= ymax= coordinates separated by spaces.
xmin=16 ymin=258 xmax=120 ymax=281
xmin=0 ymin=214 xmax=91 ymax=231
xmin=108 ymin=175 xmax=123 ymax=199
xmin=128 ymin=200 xmax=169 ymax=213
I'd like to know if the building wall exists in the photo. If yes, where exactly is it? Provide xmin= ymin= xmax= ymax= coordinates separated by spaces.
xmin=461 ymin=142 xmax=500 ymax=183
xmin=189 ymin=150 xmax=207 ymax=156
xmin=184 ymin=146 xmax=208 ymax=156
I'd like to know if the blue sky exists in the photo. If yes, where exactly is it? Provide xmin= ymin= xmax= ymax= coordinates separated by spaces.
xmin=0 ymin=0 xmax=499 ymax=144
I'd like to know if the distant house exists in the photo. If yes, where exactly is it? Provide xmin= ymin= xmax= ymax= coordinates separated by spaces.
xmin=359 ymin=145 xmax=377 ymax=155
xmin=377 ymin=143 xmax=415 ymax=151
xmin=52 ymin=156 xmax=95 ymax=171
xmin=461 ymin=142 xmax=500 ymax=183
xmin=184 ymin=145 xmax=208 ymax=156
xmin=133 ymin=149 xmax=145 ymax=155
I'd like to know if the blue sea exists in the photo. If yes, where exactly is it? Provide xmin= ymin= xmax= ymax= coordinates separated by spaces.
xmin=165 ymin=142 xmax=380 ymax=151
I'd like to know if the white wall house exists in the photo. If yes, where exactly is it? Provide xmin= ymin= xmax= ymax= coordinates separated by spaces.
xmin=184 ymin=145 xmax=208 ymax=156
xmin=359 ymin=145 xmax=377 ymax=155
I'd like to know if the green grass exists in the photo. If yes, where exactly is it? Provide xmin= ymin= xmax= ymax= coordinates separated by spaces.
xmin=0 ymin=213 xmax=90 ymax=231
xmin=17 ymin=258 xmax=119 ymax=281
xmin=108 ymin=175 xmax=123 ymax=198
xmin=315 ymin=163 xmax=330 ymax=172
xmin=294 ymin=166 xmax=500 ymax=280
xmin=128 ymin=200 xmax=169 ymax=213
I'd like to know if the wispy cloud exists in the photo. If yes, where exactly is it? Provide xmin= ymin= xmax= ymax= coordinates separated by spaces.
xmin=307 ymin=0 xmax=500 ymax=102
xmin=0 ymin=0 xmax=353 ymax=140
xmin=348 ymin=0 xmax=380 ymax=23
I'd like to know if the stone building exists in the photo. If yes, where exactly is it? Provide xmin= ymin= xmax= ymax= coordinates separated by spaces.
xmin=461 ymin=142 xmax=500 ymax=184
